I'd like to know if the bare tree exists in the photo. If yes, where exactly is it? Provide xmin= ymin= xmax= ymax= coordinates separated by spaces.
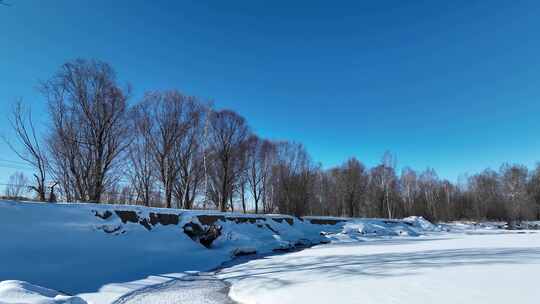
xmin=335 ymin=158 xmax=368 ymax=217
xmin=9 ymin=58 xmax=540 ymax=222
xmin=400 ymin=167 xmax=418 ymax=216
xmin=128 ymin=120 xmax=156 ymax=206
xmin=113 ymin=184 xmax=135 ymax=205
xmin=44 ymin=59 xmax=131 ymax=203
xmin=468 ymin=170 xmax=502 ymax=220
xmin=4 ymin=172 xmax=29 ymax=199
xmin=528 ymin=163 xmax=540 ymax=220
xmin=206 ymin=110 xmax=249 ymax=211
xmin=315 ymin=168 xmax=338 ymax=216
xmin=245 ymin=136 xmax=276 ymax=214
xmin=381 ymin=151 xmax=398 ymax=218
xmin=235 ymin=146 xmax=249 ymax=213
xmin=273 ymin=141 xmax=316 ymax=216
xmin=368 ymin=151 xmax=398 ymax=218
xmin=4 ymin=101 xmax=48 ymax=201
xmin=134 ymin=90 xmax=201 ymax=208
xmin=48 ymin=133 xmax=75 ymax=202
xmin=439 ymin=179 xmax=455 ymax=221
xmin=419 ymin=168 xmax=440 ymax=220
xmin=500 ymin=163 xmax=530 ymax=221
xmin=173 ymin=104 xmax=205 ymax=209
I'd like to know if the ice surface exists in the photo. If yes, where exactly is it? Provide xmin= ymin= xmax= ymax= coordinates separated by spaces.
xmin=218 ymin=232 xmax=540 ymax=304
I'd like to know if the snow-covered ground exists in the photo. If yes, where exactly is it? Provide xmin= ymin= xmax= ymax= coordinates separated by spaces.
xmin=0 ymin=200 xmax=337 ymax=303
xmin=0 ymin=280 xmax=86 ymax=304
xmin=218 ymin=230 xmax=540 ymax=304
xmin=2 ymin=200 xmax=539 ymax=304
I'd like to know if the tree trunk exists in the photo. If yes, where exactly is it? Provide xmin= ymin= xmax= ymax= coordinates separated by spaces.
xmin=241 ymin=183 xmax=246 ymax=213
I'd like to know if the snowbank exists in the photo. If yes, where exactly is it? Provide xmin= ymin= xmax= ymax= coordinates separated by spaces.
xmin=0 ymin=200 xmax=342 ymax=303
xmin=330 ymin=216 xmax=444 ymax=243
xmin=403 ymin=216 xmax=442 ymax=232
xmin=0 ymin=280 xmax=86 ymax=304
xmin=0 ymin=201 xmax=221 ymax=298
xmin=441 ymin=221 xmax=508 ymax=233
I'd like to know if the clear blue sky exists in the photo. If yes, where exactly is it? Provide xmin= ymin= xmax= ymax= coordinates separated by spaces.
xmin=1 ymin=0 xmax=540 ymax=184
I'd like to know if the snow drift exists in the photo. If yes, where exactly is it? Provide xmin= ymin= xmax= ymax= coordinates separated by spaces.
xmin=328 ymin=216 xmax=443 ymax=243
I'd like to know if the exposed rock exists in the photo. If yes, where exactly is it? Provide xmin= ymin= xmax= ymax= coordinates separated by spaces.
xmin=200 ymin=225 xmax=222 ymax=248
xmin=93 ymin=210 xmax=113 ymax=220
xmin=115 ymin=210 xmax=139 ymax=224
xmin=183 ymin=222 xmax=222 ymax=248
xmin=271 ymin=217 xmax=294 ymax=225
xmin=308 ymin=218 xmax=345 ymax=225
xmin=139 ymin=218 xmax=152 ymax=231
xmin=197 ymin=215 xmax=226 ymax=226
xmin=228 ymin=217 xmax=265 ymax=224
xmin=149 ymin=213 xmax=179 ymax=226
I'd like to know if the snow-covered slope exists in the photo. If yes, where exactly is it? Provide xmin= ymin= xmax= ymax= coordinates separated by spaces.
xmin=1 ymin=201 xmax=222 ymax=297
xmin=0 ymin=200 xmax=342 ymax=303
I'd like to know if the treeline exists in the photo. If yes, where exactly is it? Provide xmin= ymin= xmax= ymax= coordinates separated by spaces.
xmin=5 ymin=59 xmax=540 ymax=222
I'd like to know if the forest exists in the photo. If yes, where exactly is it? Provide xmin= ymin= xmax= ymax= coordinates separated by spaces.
xmin=4 ymin=59 xmax=540 ymax=222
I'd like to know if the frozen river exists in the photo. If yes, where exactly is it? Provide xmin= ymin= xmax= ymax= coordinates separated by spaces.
xmin=216 ymin=231 xmax=540 ymax=304
xmin=89 ymin=230 xmax=540 ymax=304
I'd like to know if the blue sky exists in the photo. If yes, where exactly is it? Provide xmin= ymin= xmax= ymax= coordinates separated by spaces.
xmin=1 ymin=0 xmax=540 ymax=184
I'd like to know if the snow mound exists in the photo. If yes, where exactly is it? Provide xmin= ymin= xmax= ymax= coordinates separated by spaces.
xmin=211 ymin=216 xmax=335 ymax=256
xmin=441 ymin=221 xmax=508 ymax=233
xmin=403 ymin=216 xmax=442 ymax=232
xmin=342 ymin=219 xmax=420 ymax=237
xmin=0 ymin=280 xmax=86 ymax=304
xmin=332 ymin=217 xmax=444 ymax=242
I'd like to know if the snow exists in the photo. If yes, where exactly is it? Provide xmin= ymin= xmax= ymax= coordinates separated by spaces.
xmin=0 ymin=200 xmax=227 ymax=303
xmin=0 ymin=280 xmax=86 ymax=303
xmin=328 ymin=217 xmax=444 ymax=243
xmin=2 ymin=200 xmax=539 ymax=304
xmin=218 ymin=231 xmax=540 ymax=304
xmin=0 ymin=200 xmax=336 ymax=303
xmin=108 ymin=273 xmax=235 ymax=304
xmin=402 ymin=215 xmax=442 ymax=231
xmin=209 ymin=216 xmax=330 ymax=255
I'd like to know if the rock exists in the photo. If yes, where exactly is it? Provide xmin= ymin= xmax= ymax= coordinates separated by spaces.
xmin=93 ymin=210 xmax=113 ymax=220
xmin=114 ymin=210 xmax=139 ymax=224
xmin=149 ymin=213 xmax=179 ymax=226
xmin=183 ymin=222 xmax=222 ymax=248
